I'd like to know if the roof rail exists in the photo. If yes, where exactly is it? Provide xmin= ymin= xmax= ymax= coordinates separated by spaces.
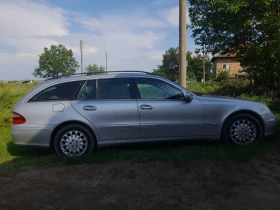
xmin=45 ymin=71 xmax=154 ymax=80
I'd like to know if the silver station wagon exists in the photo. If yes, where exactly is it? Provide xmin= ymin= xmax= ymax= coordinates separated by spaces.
xmin=11 ymin=71 xmax=277 ymax=157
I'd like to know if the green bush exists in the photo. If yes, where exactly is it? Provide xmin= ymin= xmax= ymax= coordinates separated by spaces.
xmin=217 ymin=70 xmax=229 ymax=81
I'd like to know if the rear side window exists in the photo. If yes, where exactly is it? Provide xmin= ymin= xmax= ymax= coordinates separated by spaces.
xmin=98 ymin=78 xmax=131 ymax=99
xmin=77 ymin=80 xmax=97 ymax=100
xmin=30 ymin=81 xmax=84 ymax=102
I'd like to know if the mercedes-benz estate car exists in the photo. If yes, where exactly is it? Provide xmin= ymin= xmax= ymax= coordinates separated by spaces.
xmin=11 ymin=71 xmax=277 ymax=157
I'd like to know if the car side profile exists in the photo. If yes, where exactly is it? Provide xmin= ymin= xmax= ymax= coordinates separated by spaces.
xmin=11 ymin=71 xmax=277 ymax=157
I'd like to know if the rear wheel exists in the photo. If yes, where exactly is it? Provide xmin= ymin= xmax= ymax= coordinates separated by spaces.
xmin=54 ymin=124 xmax=95 ymax=157
xmin=222 ymin=113 xmax=263 ymax=145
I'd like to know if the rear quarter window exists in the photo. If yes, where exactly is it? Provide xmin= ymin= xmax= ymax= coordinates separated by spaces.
xmin=29 ymin=80 xmax=84 ymax=102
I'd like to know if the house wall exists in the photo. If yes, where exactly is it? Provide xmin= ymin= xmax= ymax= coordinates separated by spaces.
xmin=213 ymin=58 xmax=246 ymax=78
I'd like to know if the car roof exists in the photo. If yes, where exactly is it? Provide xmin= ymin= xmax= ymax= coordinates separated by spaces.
xmin=18 ymin=72 xmax=160 ymax=103
xmin=17 ymin=71 xmax=193 ymax=103
xmin=41 ymin=72 xmax=157 ymax=85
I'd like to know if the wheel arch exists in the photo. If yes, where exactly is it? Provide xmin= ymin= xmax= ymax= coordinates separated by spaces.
xmin=50 ymin=120 xmax=99 ymax=149
xmin=221 ymin=110 xmax=265 ymax=136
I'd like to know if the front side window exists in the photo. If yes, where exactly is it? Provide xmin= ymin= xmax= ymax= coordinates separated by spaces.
xmin=134 ymin=78 xmax=184 ymax=100
xmin=77 ymin=80 xmax=97 ymax=100
xmin=98 ymin=78 xmax=131 ymax=99
xmin=30 ymin=81 xmax=84 ymax=102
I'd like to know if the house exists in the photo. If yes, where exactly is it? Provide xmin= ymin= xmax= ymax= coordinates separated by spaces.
xmin=211 ymin=53 xmax=246 ymax=78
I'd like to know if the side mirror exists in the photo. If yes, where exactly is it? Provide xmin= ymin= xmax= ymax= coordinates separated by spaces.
xmin=185 ymin=94 xmax=193 ymax=102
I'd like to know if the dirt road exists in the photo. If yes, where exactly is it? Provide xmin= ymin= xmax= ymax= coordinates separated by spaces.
xmin=1 ymin=154 xmax=280 ymax=210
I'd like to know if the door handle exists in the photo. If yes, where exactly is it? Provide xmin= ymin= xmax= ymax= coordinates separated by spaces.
xmin=83 ymin=105 xmax=97 ymax=111
xmin=140 ymin=105 xmax=153 ymax=110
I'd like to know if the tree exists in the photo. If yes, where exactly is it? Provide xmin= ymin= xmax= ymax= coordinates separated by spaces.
xmin=33 ymin=44 xmax=79 ymax=78
xmin=85 ymin=64 xmax=105 ymax=74
xmin=187 ymin=52 xmax=212 ymax=82
xmin=189 ymin=0 xmax=280 ymax=89
xmin=153 ymin=47 xmax=212 ymax=82
xmin=153 ymin=47 xmax=179 ymax=82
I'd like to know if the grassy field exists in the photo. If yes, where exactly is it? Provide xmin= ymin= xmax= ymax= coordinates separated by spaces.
xmin=0 ymin=82 xmax=280 ymax=170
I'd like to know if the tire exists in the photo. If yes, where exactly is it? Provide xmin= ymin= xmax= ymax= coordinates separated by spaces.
xmin=54 ymin=124 xmax=95 ymax=157
xmin=222 ymin=113 xmax=263 ymax=145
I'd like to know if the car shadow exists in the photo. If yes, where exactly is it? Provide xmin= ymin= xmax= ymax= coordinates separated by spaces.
xmin=1 ymin=131 xmax=280 ymax=170
xmin=5 ymin=138 xmax=221 ymax=158
xmin=0 ymin=138 xmax=227 ymax=170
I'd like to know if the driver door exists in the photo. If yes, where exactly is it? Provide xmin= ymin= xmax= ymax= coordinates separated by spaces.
xmin=133 ymin=77 xmax=204 ymax=139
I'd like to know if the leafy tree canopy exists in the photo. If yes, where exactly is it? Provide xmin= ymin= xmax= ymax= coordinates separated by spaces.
xmin=153 ymin=47 xmax=212 ymax=82
xmin=189 ymin=0 xmax=280 ymax=89
xmin=33 ymin=44 xmax=79 ymax=78
xmin=85 ymin=64 xmax=105 ymax=74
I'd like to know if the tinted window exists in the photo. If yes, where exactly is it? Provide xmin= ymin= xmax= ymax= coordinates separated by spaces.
xmin=30 ymin=81 xmax=84 ymax=102
xmin=77 ymin=80 xmax=97 ymax=100
xmin=98 ymin=78 xmax=131 ymax=99
xmin=135 ymin=78 xmax=184 ymax=100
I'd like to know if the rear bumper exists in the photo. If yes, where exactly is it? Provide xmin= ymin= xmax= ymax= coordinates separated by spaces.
xmin=262 ymin=113 xmax=277 ymax=136
xmin=11 ymin=124 xmax=54 ymax=147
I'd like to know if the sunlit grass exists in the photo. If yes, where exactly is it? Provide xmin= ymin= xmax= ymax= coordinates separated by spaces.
xmin=0 ymin=82 xmax=279 ymax=170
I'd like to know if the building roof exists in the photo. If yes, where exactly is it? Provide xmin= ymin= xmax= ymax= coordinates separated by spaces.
xmin=211 ymin=53 xmax=238 ymax=62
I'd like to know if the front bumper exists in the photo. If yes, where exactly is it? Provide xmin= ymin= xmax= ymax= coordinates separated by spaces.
xmin=262 ymin=113 xmax=277 ymax=136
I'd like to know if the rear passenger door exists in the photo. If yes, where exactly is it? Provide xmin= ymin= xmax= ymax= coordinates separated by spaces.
xmin=71 ymin=78 xmax=140 ymax=141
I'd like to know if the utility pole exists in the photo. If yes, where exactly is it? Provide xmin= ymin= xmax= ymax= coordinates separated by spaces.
xmin=179 ymin=0 xmax=187 ymax=88
xmin=80 ymin=39 xmax=86 ymax=73
xmin=202 ymin=44 xmax=205 ymax=83
xmin=106 ymin=52 xmax=108 ymax=72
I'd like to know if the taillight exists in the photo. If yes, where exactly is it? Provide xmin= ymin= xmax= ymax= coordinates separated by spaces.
xmin=12 ymin=112 xmax=26 ymax=125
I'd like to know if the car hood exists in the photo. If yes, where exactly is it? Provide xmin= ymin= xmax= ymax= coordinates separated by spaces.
xmin=195 ymin=94 xmax=273 ymax=116
xmin=197 ymin=94 xmax=261 ymax=104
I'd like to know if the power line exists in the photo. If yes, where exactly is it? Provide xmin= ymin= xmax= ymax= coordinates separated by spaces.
xmin=0 ymin=26 xmax=37 ymax=36
xmin=0 ymin=48 xmax=38 ymax=55
xmin=0 ymin=27 xmax=79 ymax=49
xmin=0 ymin=33 xmax=24 ymax=40
xmin=0 ymin=29 xmax=29 ymax=37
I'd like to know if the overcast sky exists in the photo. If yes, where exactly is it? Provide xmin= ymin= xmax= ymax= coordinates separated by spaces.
xmin=0 ymin=0 xmax=196 ymax=80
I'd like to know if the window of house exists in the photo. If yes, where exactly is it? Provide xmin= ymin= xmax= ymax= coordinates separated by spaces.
xmin=241 ymin=66 xmax=248 ymax=72
xmin=222 ymin=64 xmax=230 ymax=71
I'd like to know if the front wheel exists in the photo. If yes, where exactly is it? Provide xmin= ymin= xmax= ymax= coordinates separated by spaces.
xmin=222 ymin=113 xmax=263 ymax=145
xmin=54 ymin=124 xmax=95 ymax=157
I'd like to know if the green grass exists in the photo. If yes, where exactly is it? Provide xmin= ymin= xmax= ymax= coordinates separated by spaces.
xmin=0 ymin=83 xmax=37 ymax=129
xmin=1 ymin=82 xmax=280 ymax=170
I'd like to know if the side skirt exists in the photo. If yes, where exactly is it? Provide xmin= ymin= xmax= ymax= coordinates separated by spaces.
xmin=97 ymin=136 xmax=220 ymax=147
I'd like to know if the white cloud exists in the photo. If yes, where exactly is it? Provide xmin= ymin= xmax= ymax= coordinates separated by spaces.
xmin=0 ymin=0 xmax=68 ymax=58
xmin=85 ymin=48 xmax=99 ymax=54
xmin=0 ymin=0 xmax=70 ymax=79
xmin=16 ymin=53 xmax=38 ymax=58
xmin=0 ymin=0 xmax=69 ymax=37
xmin=149 ymin=55 xmax=163 ymax=60
xmin=0 ymin=0 xmax=181 ymax=80
xmin=149 ymin=51 xmax=165 ymax=60
xmin=151 ymin=0 xmax=174 ymax=7
xmin=74 ymin=14 xmax=167 ymax=33
xmin=163 ymin=6 xmax=190 ymax=27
